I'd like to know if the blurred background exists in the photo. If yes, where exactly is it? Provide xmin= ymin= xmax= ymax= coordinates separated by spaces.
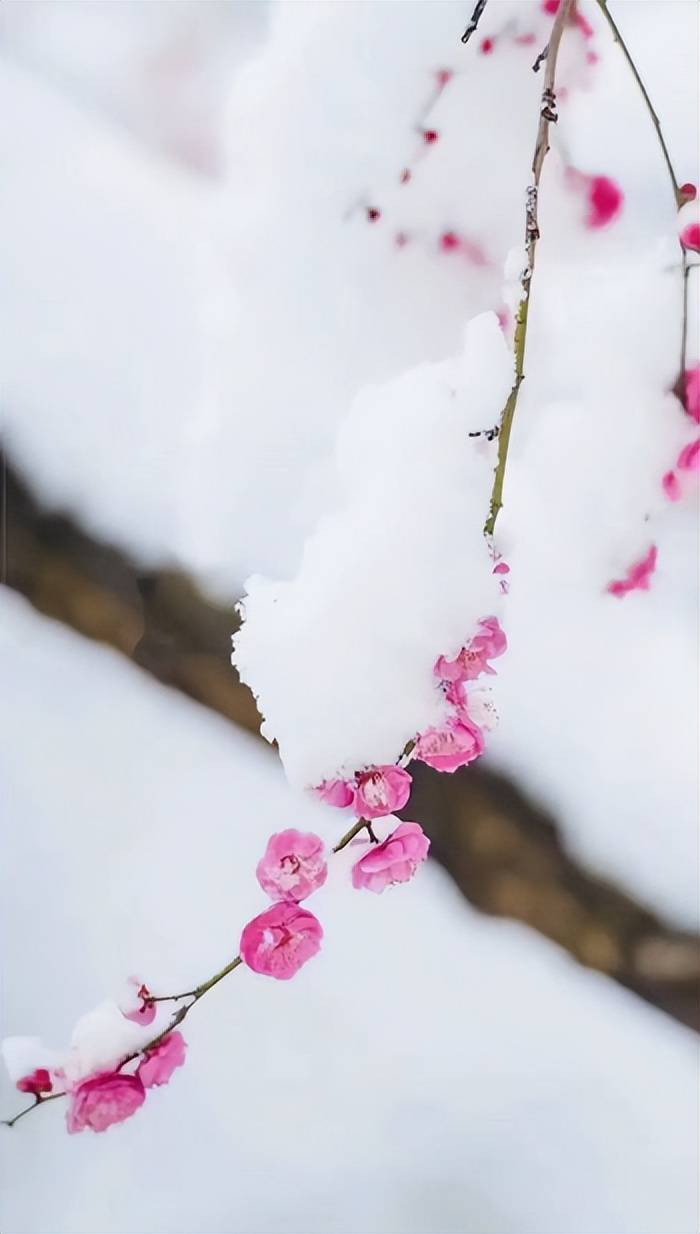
xmin=1 ymin=3 xmax=698 ymax=1232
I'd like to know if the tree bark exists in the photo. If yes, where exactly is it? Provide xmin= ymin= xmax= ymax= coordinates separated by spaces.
xmin=3 ymin=450 xmax=698 ymax=1031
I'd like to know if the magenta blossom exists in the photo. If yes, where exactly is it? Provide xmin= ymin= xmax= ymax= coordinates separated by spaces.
xmin=66 ymin=1071 xmax=146 ymax=1134
xmin=586 ymin=176 xmax=624 ymax=229
xmin=137 ymin=1032 xmax=186 ymax=1089
xmin=16 ymin=1068 xmax=53 ymax=1096
xmin=680 ymin=223 xmax=700 ymax=253
xmin=435 ymin=616 xmax=507 ymax=684
xmin=353 ymin=766 xmax=412 ymax=819
xmin=415 ymin=717 xmax=485 ymax=772
xmin=257 ymin=830 xmax=327 ymax=902
xmin=316 ymin=779 xmax=354 ymax=809
xmin=240 ymin=903 xmax=323 ymax=980
xmin=607 ymin=545 xmax=658 ymax=598
xmin=677 ymin=439 xmax=700 ymax=473
xmin=351 ymin=822 xmax=430 ymax=894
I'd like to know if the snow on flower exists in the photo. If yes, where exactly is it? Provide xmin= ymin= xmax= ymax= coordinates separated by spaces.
xmin=137 ymin=1032 xmax=187 ymax=1089
xmin=353 ymin=766 xmax=412 ymax=819
xmin=2 ymin=1036 xmax=66 ymax=1091
xmin=66 ymin=1072 xmax=146 ymax=1135
xmin=607 ymin=545 xmax=658 ymax=598
xmin=351 ymin=821 xmax=430 ymax=893
xmin=257 ymin=830 xmax=328 ymax=901
xmin=119 ymin=977 xmax=156 ymax=1027
xmin=240 ymin=903 xmax=323 ymax=980
xmin=233 ymin=314 xmax=513 ymax=789
xmin=415 ymin=716 xmax=485 ymax=772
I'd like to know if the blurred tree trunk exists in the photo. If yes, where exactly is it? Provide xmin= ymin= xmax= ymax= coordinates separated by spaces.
xmin=3 ymin=450 xmax=698 ymax=1031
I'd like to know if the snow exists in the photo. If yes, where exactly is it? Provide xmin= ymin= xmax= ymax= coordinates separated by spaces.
xmin=0 ymin=2 xmax=699 ymax=1226
xmin=1 ymin=590 xmax=698 ymax=1234
xmin=233 ymin=313 xmax=512 ymax=787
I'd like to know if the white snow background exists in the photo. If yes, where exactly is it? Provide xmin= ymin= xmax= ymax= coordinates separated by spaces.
xmin=0 ymin=2 xmax=698 ymax=1232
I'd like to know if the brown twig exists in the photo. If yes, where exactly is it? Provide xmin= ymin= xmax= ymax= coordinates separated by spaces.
xmin=461 ymin=0 xmax=489 ymax=45
xmin=593 ymin=0 xmax=691 ymax=380
xmin=484 ymin=0 xmax=574 ymax=536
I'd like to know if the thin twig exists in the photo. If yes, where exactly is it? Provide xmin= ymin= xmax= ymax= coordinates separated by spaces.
xmin=461 ymin=0 xmax=489 ymax=45
xmin=484 ymin=0 xmax=575 ymax=537
xmin=593 ymin=0 xmax=691 ymax=379
xmin=3 ymin=808 xmax=387 ymax=1128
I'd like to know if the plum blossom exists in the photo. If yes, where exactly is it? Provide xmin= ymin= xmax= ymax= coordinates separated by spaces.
xmin=415 ymin=716 xmax=485 ymax=772
xmin=435 ymin=616 xmax=507 ymax=684
xmin=256 ymin=830 xmax=327 ymax=902
xmin=16 ymin=1068 xmax=53 ymax=1095
xmin=353 ymin=766 xmax=412 ymax=819
xmin=607 ymin=545 xmax=658 ymax=598
xmin=351 ymin=822 xmax=430 ymax=894
xmin=240 ymin=902 xmax=323 ymax=980
xmin=137 ymin=1032 xmax=186 ymax=1089
xmin=66 ymin=1071 xmax=145 ymax=1134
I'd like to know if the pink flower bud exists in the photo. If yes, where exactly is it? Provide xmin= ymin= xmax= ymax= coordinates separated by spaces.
xmin=366 ymin=207 xmax=381 ymax=223
xmin=16 ymin=1068 xmax=53 ymax=1095
xmin=435 ymin=69 xmax=453 ymax=89
xmin=480 ymin=37 xmax=495 ymax=54
xmin=120 ymin=977 xmax=156 ymax=1026
xmin=679 ymin=183 xmax=697 ymax=206
xmin=66 ymin=1072 xmax=146 ymax=1134
xmin=351 ymin=822 xmax=430 ymax=893
xmin=423 ymin=129 xmax=439 ymax=145
xmin=137 ymin=1032 xmax=186 ymax=1089
xmin=256 ymin=830 xmax=327 ymax=902
xmin=240 ymin=903 xmax=323 ymax=980
xmin=353 ymin=766 xmax=412 ymax=819
xmin=680 ymin=223 xmax=700 ymax=252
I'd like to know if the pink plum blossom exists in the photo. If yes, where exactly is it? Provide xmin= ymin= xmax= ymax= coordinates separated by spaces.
xmin=66 ymin=1071 xmax=146 ymax=1134
xmin=586 ymin=176 xmax=624 ymax=229
xmin=415 ymin=716 xmax=485 ymax=772
xmin=684 ymin=366 xmax=700 ymax=423
xmin=680 ymin=223 xmax=700 ymax=252
xmin=662 ymin=470 xmax=682 ymax=501
xmin=677 ymin=439 xmax=700 ymax=472
xmin=353 ymin=766 xmax=412 ymax=819
xmin=120 ymin=978 xmax=156 ymax=1027
xmin=16 ymin=1068 xmax=53 ymax=1095
xmin=435 ymin=616 xmax=507 ymax=683
xmin=351 ymin=822 xmax=430 ymax=894
xmin=679 ymin=183 xmax=697 ymax=204
xmin=607 ymin=545 xmax=658 ymax=598
xmin=137 ymin=1032 xmax=186 ymax=1089
xmin=256 ymin=830 xmax=327 ymax=902
xmin=316 ymin=779 xmax=354 ymax=808
xmin=240 ymin=903 xmax=323 ymax=980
